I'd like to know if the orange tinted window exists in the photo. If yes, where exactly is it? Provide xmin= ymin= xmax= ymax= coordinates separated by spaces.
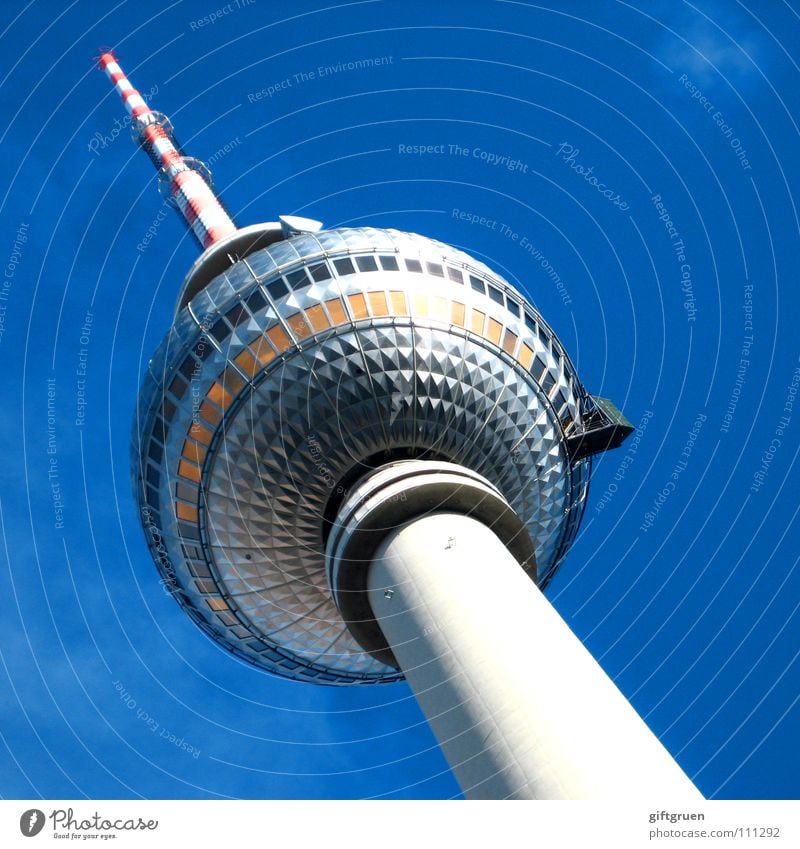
xmin=389 ymin=291 xmax=407 ymax=315
xmin=189 ymin=422 xmax=213 ymax=445
xmin=487 ymin=318 xmax=503 ymax=345
xmin=176 ymin=501 xmax=198 ymax=522
xmin=324 ymin=297 xmax=347 ymax=324
xmin=234 ymin=348 xmax=259 ymax=378
xmin=266 ymin=324 xmax=291 ymax=353
xmin=178 ymin=459 xmax=202 ymax=483
xmin=305 ymin=304 xmax=331 ymax=332
xmin=199 ymin=401 xmax=222 ymax=426
xmin=518 ymin=344 xmax=535 ymax=369
xmin=348 ymin=293 xmax=369 ymax=319
xmin=207 ymin=382 xmax=233 ymax=410
xmin=368 ymin=291 xmax=389 ymax=316
xmin=431 ymin=297 xmax=448 ymax=321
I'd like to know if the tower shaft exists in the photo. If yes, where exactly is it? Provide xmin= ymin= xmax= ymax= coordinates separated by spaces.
xmin=367 ymin=512 xmax=702 ymax=800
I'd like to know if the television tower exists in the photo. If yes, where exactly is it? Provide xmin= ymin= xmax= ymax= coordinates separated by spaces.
xmin=101 ymin=52 xmax=702 ymax=800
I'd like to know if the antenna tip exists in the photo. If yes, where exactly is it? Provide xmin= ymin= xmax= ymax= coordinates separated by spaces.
xmin=97 ymin=49 xmax=117 ymax=70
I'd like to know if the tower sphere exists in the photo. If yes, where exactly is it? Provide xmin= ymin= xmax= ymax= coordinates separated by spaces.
xmin=134 ymin=224 xmax=595 ymax=684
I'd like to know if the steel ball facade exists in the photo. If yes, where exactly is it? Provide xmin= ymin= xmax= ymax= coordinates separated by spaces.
xmin=133 ymin=226 xmax=591 ymax=684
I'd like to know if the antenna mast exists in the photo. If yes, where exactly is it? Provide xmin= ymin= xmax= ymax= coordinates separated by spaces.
xmin=98 ymin=51 xmax=237 ymax=249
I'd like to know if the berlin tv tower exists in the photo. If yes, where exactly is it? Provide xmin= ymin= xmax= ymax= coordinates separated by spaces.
xmin=100 ymin=51 xmax=702 ymax=800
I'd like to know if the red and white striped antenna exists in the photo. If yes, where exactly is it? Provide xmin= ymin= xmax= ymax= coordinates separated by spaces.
xmin=98 ymin=51 xmax=238 ymax=250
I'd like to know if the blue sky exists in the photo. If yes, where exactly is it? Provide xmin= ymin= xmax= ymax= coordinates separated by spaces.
xmin=0 ymin=0 xmax=798 ymax=799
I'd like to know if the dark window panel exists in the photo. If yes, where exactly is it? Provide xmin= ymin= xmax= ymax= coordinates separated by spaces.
xmin=193 ymin=338 xmax=213 ymax=360
xmin=168 ymin=375 xmax=187 ymax=400
xmin=147 ymin=441 xmax=163 ymax=464
xmin=175 ymin=481 xmax=197 ymax=502
xmin=379 ymin=255 xmax=399 ymax=271
xmin=469 ymin=275 xmax=484 ymax=293
xmin=267 ymin=278 xmax=288 ymax=299
xmin=161 ymin=397 xmax=176 ymax=420
xmin=333 ymin=257 xmax=355 ymax=276
xmin=309 ymin=262 xmax=331 ymax=282
xmin=286 ymin=268 xmax=310 ymax=289
xmin=187 ymin=559 xmax=211 ymax=578
xmin=488 ymin=284 xmax=504 ymax=305
xmin=146 ymin=486 xmax=160 ymax=510
xmin=178 ymin=522 xmax=201 ymax=541
xmin=146 ymin=464 xmax=160 ymax=487
xmin=179 ymin=356 xmax=198 ymax=380
xmin=405 ymin=259 xmax=422 ymax=273
xmin=447 ymin=266 xmax=463 ymax=283
xmin=210 ymin=318 xmax=229 ymax=343
xmin=356 ymin=255 xmax=378 ymax=272
xmin=245 ymin=288 xmax=266 ymax=313
xmin=264 ymin=648 xmax=284 ymax=662
xmin=425 ymin=262 xmax=444 ymax=277
xmin=226 ymin=303 xmax=248 ymax=327
xmin=152 ymin=416 xmax=169 ymax=443
xmin=524 ymin=312 xmax=538 ymax=334
xmin=217 ymin=611 xmax=238 ymax=627
xmin=506 ymin=297 xmax=521 ymax=317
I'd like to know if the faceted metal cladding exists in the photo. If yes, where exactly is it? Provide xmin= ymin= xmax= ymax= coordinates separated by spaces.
xmin=133 ymin=227 xmax=592 ymax=684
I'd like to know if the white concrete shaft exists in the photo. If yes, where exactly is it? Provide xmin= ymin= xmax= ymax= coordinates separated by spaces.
xmin=367 ymin=512 xmax=703 ymax=800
